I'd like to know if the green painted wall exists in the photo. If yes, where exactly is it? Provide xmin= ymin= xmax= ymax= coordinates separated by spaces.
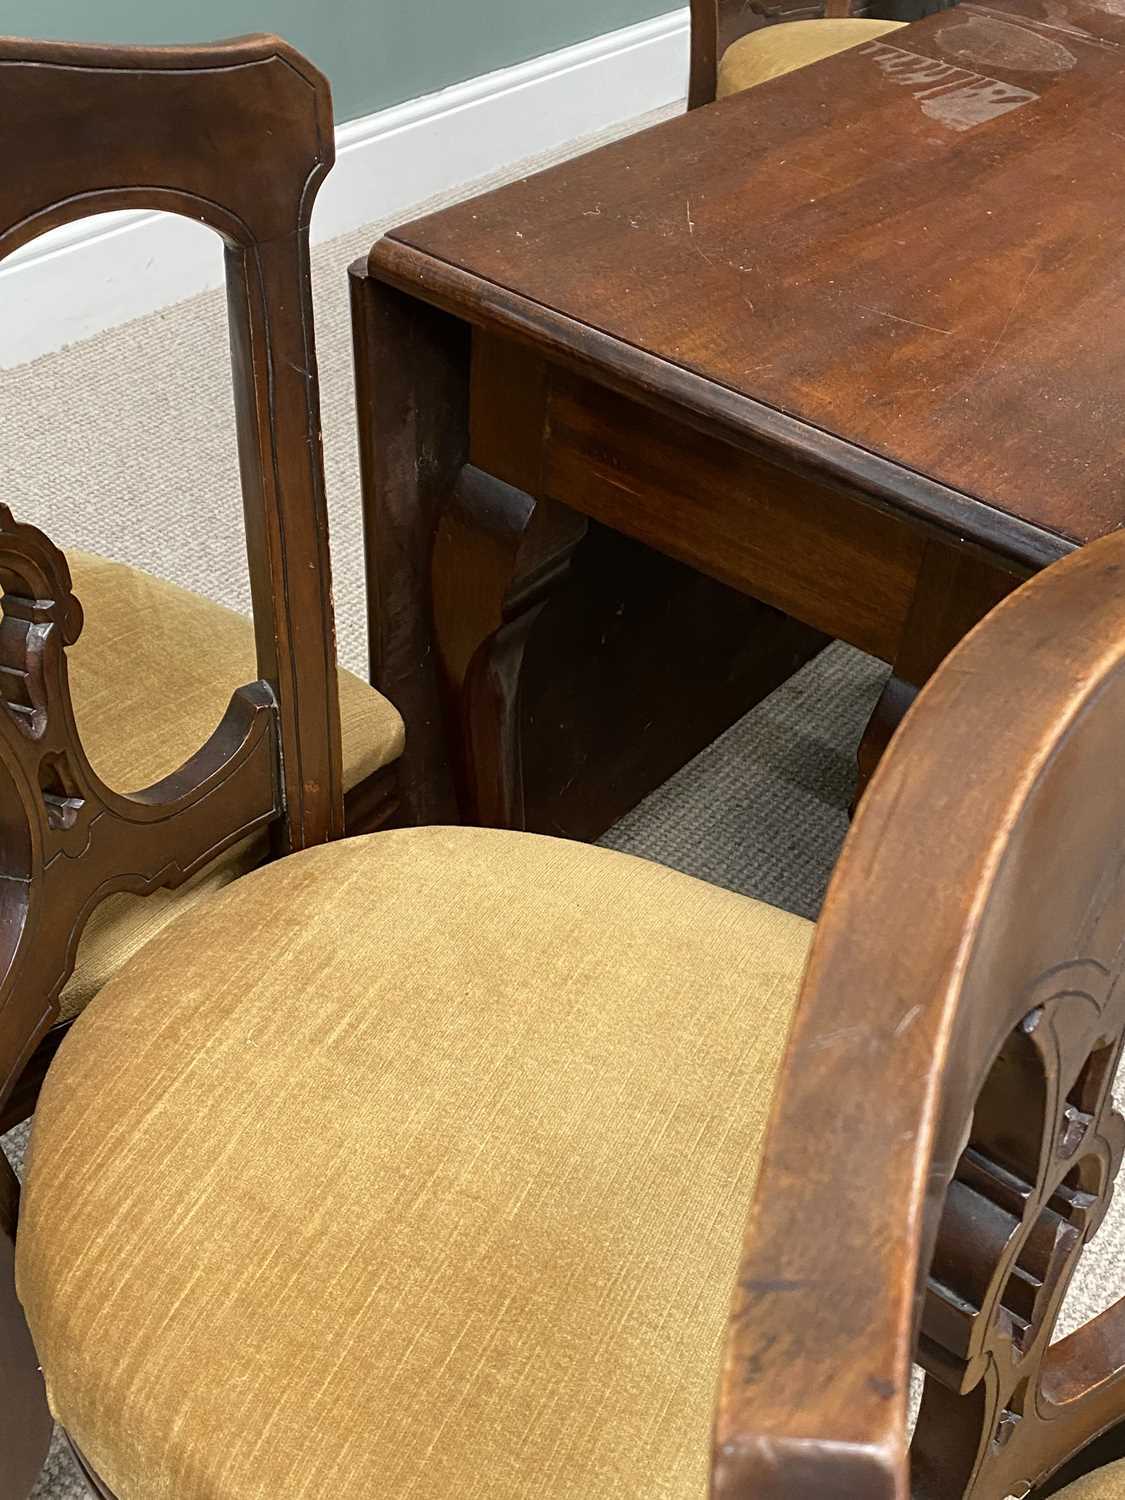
xmin=0 ymin=0 xmax=674 ymax=123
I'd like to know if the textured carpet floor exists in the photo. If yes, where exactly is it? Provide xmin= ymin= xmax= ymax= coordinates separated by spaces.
xmin=1 ymin=101 xmax=1121 ymax=1497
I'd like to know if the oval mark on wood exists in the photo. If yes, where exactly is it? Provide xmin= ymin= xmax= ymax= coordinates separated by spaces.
xmin=937 ymin=15 xmax=1078 ymax=72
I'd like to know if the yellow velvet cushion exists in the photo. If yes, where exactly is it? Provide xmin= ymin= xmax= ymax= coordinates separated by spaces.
xmin=53 ymin=550 xmax=405 ymax=1020
xmin=18 ymin=826 xmax=812 ymax=1500
xmin=66 ymin=550 xmax=403 ymax=793
xmin=717 ymin=18 xmax=909 ymax=96
xmin=1059 ymin=1463 xmax=1125 ymax=1498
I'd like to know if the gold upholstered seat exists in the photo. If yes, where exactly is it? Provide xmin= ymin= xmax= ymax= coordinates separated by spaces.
xmin=17 ymin=826 xmax=811 ymax=1500
xmin=1059 ymin=1465 xmax=1125 ymax=1498
xmin=55 ymin=551 xmax=405 ymax=1020
xmin=717 ymin=17 xmax=908 ymax=97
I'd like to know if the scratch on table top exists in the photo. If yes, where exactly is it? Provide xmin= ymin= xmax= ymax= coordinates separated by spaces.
xmin=598 ymin=471 xmax=643 ymax=500
xmin=805 ymin=1023 xmax=872 ymax=1052
xmin=962 ymin=1 xmax=1119 ymax=48
xmin=893 ymin=1003 xmax=924 ymax=1037
xmin=951 ymin=253 xmax=1041 ymax=401
xmin=855 ymin=302 xmax=954 ymax=336
xmin=685 ymin=198 xmax=695 ymax=235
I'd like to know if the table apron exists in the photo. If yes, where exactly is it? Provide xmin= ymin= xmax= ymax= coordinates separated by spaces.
xmin=470 ymin=334 xmax=965 ymax=665
xmin=372 ymin=242 xmax=1070 ymax=575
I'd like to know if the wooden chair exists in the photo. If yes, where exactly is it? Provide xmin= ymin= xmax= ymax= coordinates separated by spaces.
xmin=0 ymin=35 xmax=405 ymax=1136
xmin=1 ymin=67 xmax=1125 ymax=1491
xmin=3 ymin=37 xmax=1125 ymax=1500
xmin=688 ymin=0 xmax=957 ymax=108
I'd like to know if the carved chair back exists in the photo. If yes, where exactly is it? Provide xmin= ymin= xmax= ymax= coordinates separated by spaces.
xmin=715 ymin=529 xmax=1125 ymax=1498
xmin=0 ymin=36 xmax=343 ymax=1120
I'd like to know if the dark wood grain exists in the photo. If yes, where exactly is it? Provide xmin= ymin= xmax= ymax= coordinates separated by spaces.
xmin=370 ymin=236 xmax=1066 ymax=574
xmin=349 ymin=264 xmax=466 ymax=826
xmin=363 ymin=231 xmax=1026 ymax=827
xmin=430 ymin=464 xmax=588 ymax=825
xmin=381 ymin=0 xmax=1125 ymax=558
xmin=539 ymin=367 xmax=926 ymax=662
xmin=362 ymin=0 xmax=1092 ymax=830
xmin=353 ymin=261 xmax=828 ymax=837
xmin=462 ymin=334 xmax=831 ymax=836
xmin=855 ymin=536 xmax=1022 ymax=795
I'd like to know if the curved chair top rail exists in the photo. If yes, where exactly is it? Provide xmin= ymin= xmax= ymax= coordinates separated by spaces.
xmin=0 ymin=34 xmax=344 ymax=856
xmin=715 ymin=528 xmax=1125 ymax=1499
xmin=0 ymin=33 xmax=332 ymax=257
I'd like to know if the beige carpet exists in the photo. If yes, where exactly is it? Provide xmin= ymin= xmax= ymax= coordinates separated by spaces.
xmin=1 ymin=99 xmax=1122 ymax=1497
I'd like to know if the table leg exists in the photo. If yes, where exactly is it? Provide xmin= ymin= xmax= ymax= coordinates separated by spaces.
xmin=856 ymin=540 xmax=1024 ymax=801
xmin=351 ymin=270 xmax=590 ymax=830
xmin=350 ymin=262 xmax=468 ymax=825
xmin=354 ymin=273 xmax=829 ymax=837
xmin=432 ymin=466 xmax=588 ymax=827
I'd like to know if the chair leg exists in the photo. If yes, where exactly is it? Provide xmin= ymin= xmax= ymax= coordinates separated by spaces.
xmin=0 ymin=1153 xmax=52 ymax=1499
xmin=0 ymin=1027 xmax=70 ymax=1137
xmin=67 ymin=1436 xmax=119 ymax=1498
xmin=343 ymin=763 xmax=401 ymax=837
xmin=855 ymin=540 xmax=1021 ymax=805
xmin=431 ymin=465 xmax=587 ymax=829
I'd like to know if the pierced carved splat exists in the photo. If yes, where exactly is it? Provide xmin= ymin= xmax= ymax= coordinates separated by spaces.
xmin=710 ymin=533 xmax=1125 ymax=1500
xmin=913 ymin=960 xmax=1125 ymax=1499
xmin=0 ymin=506 xmax=281 ymax=1113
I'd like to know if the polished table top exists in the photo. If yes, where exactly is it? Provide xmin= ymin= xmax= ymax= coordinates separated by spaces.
xmin=372 ymin=0 xmax=1125 ymax=571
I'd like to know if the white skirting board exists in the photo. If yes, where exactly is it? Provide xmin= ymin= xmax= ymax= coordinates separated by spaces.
xmin=0 ymin=9 xmax=689 ymax=368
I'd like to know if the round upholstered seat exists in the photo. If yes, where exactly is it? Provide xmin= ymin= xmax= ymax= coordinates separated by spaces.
xmin=54 ymin=551 xmax=405 ymax=1020
xmin=1059 ymin=1463 xmax=1125 ymax=1497
xmin=718 ymin=18 xmax=909 ymax=97
xmin=18 ymin=826 xmax=812 ymax=1499
xmin=66 ymin=551 xmax=402 ymax=795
